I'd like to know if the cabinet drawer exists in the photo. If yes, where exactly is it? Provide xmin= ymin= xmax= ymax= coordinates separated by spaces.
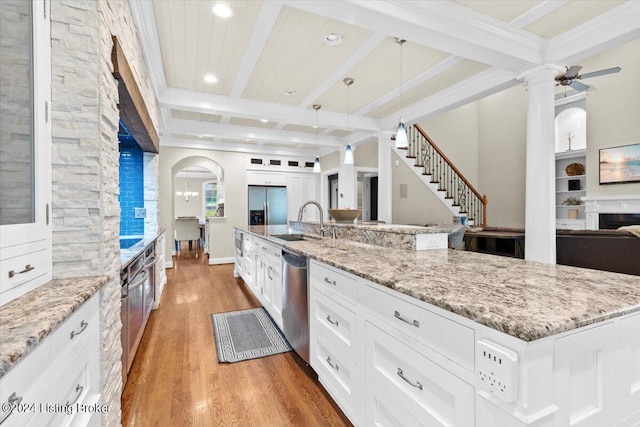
xmin=367 ymin=380 xmax=421 ymax=427
xmin=311 ymin=329 xmax=358 ymax=423
xmin=258 ymin=240 xmax=282 ymax=266
xmin=50 ymin=295 xmax=99 ymax=372
xmin=310 ymin=261 xmax=356 ymax=307
xmin=362 ymin=283 xmax=474 ymax=372
xmin=1 ymin=248 xmax=49 ymax=295
xmin=310 ymin=287 xmax=357 ymax=362
xmin=365 ymin=322 xmax=474 ymax=427
xmin=0 ymin=339 xmax=50 ymax=427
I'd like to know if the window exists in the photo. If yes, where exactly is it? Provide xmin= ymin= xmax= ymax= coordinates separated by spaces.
xmin=202 ymin=180 xmax=218 ymax=217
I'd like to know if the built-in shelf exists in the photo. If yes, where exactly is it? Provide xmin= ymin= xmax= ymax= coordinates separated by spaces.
xmin=555 ymin=149 xmax=586 ymax=228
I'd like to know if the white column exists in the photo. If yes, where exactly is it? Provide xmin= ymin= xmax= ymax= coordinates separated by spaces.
xmin=339 ymin=148 xmax=357 ymax=209
xmin=377 ymin=133 xmax=393 ymax=223
xmin=519 ymin=64 xmax=563 ymax=264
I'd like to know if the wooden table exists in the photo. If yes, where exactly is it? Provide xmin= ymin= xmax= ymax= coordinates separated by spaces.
xmin=464 ymin=231 xmax=525 ymax=258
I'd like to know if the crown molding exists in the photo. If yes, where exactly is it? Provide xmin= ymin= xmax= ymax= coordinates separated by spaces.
xmin=129 ymin=0 xmax=167 ymax=95
xmin=161 ymin=136 xmax=320 ymax=157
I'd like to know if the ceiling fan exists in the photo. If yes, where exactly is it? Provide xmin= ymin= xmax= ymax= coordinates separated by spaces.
xmin=555 ymin=65 xmax=621 ymax=92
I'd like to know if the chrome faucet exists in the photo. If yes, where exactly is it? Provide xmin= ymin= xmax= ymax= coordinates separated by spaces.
xmin=297 ymin=201 xmax=325 ymax=237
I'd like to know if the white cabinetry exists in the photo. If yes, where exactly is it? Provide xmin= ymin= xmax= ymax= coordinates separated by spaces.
xmin=287 ymin=173 xmax=318 ymax=221
xmin=0 ymin=0 xmax=52 ymax=306
xmin=555 ymin=149 xmax=586 ymax=229
xmin=0 ymin=294 xmax=101 ymax=427
xmin=247 ymin=171 xmax=286 ymax=186
xmin=235 ymin=232 xmax=284 ymax=328
xmin=308 ymin=259 xmax=639 ymax=427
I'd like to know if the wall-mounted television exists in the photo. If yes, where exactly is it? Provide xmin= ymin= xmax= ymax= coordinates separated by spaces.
xmin=599 ymin=143 xmax=640 ymax=185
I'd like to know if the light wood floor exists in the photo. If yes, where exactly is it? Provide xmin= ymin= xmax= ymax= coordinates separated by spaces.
xmin=122 ymin=248 xmax=351 ymax=427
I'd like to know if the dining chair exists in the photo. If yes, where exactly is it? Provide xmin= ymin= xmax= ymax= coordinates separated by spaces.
xmin=174 ymin=218 xmax=201 ymax=257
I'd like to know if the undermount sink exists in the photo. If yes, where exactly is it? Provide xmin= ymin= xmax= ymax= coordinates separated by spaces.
xmin=271 ymin=233 xmax=307 ymax=241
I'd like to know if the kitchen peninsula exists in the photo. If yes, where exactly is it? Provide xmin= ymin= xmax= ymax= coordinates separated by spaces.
xmin=235 ymin=223 xmax=640 ymax=427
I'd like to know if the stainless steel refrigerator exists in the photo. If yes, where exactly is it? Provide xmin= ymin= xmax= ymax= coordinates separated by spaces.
xmin=248 ymin=186 xmax=287 ymax=225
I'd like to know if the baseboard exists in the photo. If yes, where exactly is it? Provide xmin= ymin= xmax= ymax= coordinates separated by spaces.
xmin=208 ymin=256 xmax=235 ymax=265
xmin=165 ymin=260 xmax=174 ymax=269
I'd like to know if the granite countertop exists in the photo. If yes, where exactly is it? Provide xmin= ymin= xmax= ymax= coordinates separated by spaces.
xmin=289 ymin=220 xmax=457 ymax=235
xmin=0 ymin=275 xmax=109 ymax=378
xmin=238 ymin=225 xmax=640 ymax=342
xmin=120 ymin=230 xmax=165 ymax=267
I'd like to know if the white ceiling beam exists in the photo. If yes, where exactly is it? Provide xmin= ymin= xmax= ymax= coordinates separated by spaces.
xmin=509 ymin=0 xmax=569 ymax=28
xmin=546 ymin=1 xmax=640 ymax=64
xmin=220 ymin=1 xmax=283 ymax=125
xmin=159 ymin=87 xmax=382 ymax=132
xmin=129 ymin=0 xmax=167 ymax=94
xmin=283 ymin=0 xmax=544 ymax=72
xmin=161 ymin=136 xmax=320 ymax=157
xmin=168 ymin=118 xmax=344 ymax=147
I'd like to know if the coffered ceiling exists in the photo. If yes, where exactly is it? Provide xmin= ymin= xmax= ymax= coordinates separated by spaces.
xmin=131 ymin=0 xmax=640 ymax=157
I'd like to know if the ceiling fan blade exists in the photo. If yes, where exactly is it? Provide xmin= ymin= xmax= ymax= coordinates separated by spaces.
xmin=569 ymin=80 xmax=589 ymax=92
xmin=579 ymin=67 xmax=621 ymax=80
xmin=564 ymin=65 xmax=583 ymax=79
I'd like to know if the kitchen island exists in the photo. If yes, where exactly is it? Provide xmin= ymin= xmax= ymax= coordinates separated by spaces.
xmin=236 ymin=224 xmax=640 ymax=427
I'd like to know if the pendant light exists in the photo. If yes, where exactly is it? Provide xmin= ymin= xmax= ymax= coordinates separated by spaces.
xmin=343 ymin=77 xmax=354 ymax=165
xmin=313 ymin=104 xmax=322 ymax=173
xmin=395 ymin=38 xmax=408 ymax=149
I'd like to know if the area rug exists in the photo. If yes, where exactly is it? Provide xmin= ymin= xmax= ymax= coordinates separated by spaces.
xmin=211 ymin=308 xmax=292 ymax=363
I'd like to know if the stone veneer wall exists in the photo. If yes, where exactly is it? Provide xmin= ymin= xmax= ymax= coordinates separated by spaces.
xmin=50 ymin=1 xmax=159 ymax=425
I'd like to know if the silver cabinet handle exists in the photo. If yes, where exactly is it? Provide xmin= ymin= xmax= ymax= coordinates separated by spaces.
xmin=394 ymin=310 xmax=419 ymax=327
xmin=326 ymin=315 xmax=339 ymax=327
xmin=65 ymin=384 xmax=84 ymax=406
xmin=267 ymin=266 xmax=273 ymax=280
xmin=324 ymin=277 xmax=336 ymax=286
xmin=8 ymin=264 xmax=35 ymax=278
xmin=0 ymin=392 xmax=23 ymax=424
xmin=397 ymin=368 xmax=423 ymax=390
xmin=70 ymin=320 xmax=88 ymax=339
xmin=326 ymin=356 xmax=339 ymax=371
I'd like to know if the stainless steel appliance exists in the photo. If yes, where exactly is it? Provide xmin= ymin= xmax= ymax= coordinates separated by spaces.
xmin=282 ymin=248 xmax=309 ymax=363
xmin=121 ymin=242 xmax=157 ymax=385
xmin=248 ymin=186 xmax=287 ymax=225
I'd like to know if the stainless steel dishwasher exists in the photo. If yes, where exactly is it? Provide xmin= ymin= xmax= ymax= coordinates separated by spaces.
xmin=282 ymin=248 xmax=309 ymax=364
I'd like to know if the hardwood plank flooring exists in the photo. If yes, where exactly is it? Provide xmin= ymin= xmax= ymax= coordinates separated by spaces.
xmin=122 ymin=249 xmax=351 ymax=427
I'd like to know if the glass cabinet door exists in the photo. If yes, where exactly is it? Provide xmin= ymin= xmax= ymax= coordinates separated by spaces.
xmin=0 ymin=0 xmax=51 ymax=305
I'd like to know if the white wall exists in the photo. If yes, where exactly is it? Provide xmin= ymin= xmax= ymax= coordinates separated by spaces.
xmin=160 ymin=147 xmax=247 ymax=264
xmin=477 ymin=85 xmax=528 ymax=228
xmin=583 ymin=39 xmax=640 ymax=196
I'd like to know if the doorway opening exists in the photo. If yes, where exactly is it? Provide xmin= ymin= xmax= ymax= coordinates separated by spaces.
xmin=356 ymin=171 xmax=378 ymax=222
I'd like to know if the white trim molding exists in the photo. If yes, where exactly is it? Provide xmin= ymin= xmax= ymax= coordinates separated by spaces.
xmin=208 ymin=257 xmax=235 ymax=266
xmin=582 ymin=195 xmax=640 ymax=230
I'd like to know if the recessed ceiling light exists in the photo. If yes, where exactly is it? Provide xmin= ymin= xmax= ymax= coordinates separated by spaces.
xmin=282 ymin=89 xmax=296 ymax=97
xmin=324 ymin=33 xmax=343 ymax=46
xmin=260 ymin=119 xmax=269 ymax=123
xmin=213 ymin=4 xmax=233 ymax=18
xmin=312 ymin=125 xmax=318 ymax=129
xmin=204 ymin=74 xmax=218 ymax=83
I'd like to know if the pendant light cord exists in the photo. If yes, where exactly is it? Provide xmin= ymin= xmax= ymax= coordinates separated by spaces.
xmin=400 ymin=40 xmax=403 ymax=113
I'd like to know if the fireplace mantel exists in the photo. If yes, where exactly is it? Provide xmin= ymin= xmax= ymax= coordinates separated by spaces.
xmin=582 ymin=195 xmax=640 ymax=229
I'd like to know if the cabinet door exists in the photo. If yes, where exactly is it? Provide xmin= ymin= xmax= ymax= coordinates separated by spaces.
xmin=270 ymin=265 xmax=283 ymax=328
xmin=0 ymin=0 xmax=52 ymax=306
xmin=286 ymin=173 xmax=303 ymax=221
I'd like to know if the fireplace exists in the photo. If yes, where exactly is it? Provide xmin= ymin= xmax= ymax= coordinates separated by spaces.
xmin=599 ymin=213 xmax=640 ymax=229
xmin=583 ymin=195 xmax=640 ymax=230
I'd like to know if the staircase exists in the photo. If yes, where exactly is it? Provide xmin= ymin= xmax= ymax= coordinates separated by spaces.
xmin=393 ymin=124 xmax=488 ymax=226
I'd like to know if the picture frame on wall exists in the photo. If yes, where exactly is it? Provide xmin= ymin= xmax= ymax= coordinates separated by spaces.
xmin=599 ymin=143 xmax=640 ymax=185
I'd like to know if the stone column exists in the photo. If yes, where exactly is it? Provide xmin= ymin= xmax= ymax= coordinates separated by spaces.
xmin=518 ymin=64 xmax=564 ymax=264
xmin=377 ymin=133 xmax=393 ymax=223
xmin=339 ymin=147 xmax=357 ymax=209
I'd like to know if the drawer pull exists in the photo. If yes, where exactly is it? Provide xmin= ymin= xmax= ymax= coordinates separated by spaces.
xmin=8 ymin=264 xmax=35 ymax=278
xmin=324 ymin=277 xmax=336 ymax=286
xmin=326 ymin=356 xmax=339 ymax=371
xmin=394 ymin=310 xmax=419 ymax=327
xmin=0 ymin=393 xmax=23 ymax=424
xmin=397 ymin=368 xmax=423 ymax=390
xmin=70 ymin=320 xmax=88 ymax=339
xmin=267 ymin=266 xmax=273 ymax=280
xmin=65 ymin=384 xmax=84 ymax=406
xmin=326 ymin=315 xmax=339 ymax=327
